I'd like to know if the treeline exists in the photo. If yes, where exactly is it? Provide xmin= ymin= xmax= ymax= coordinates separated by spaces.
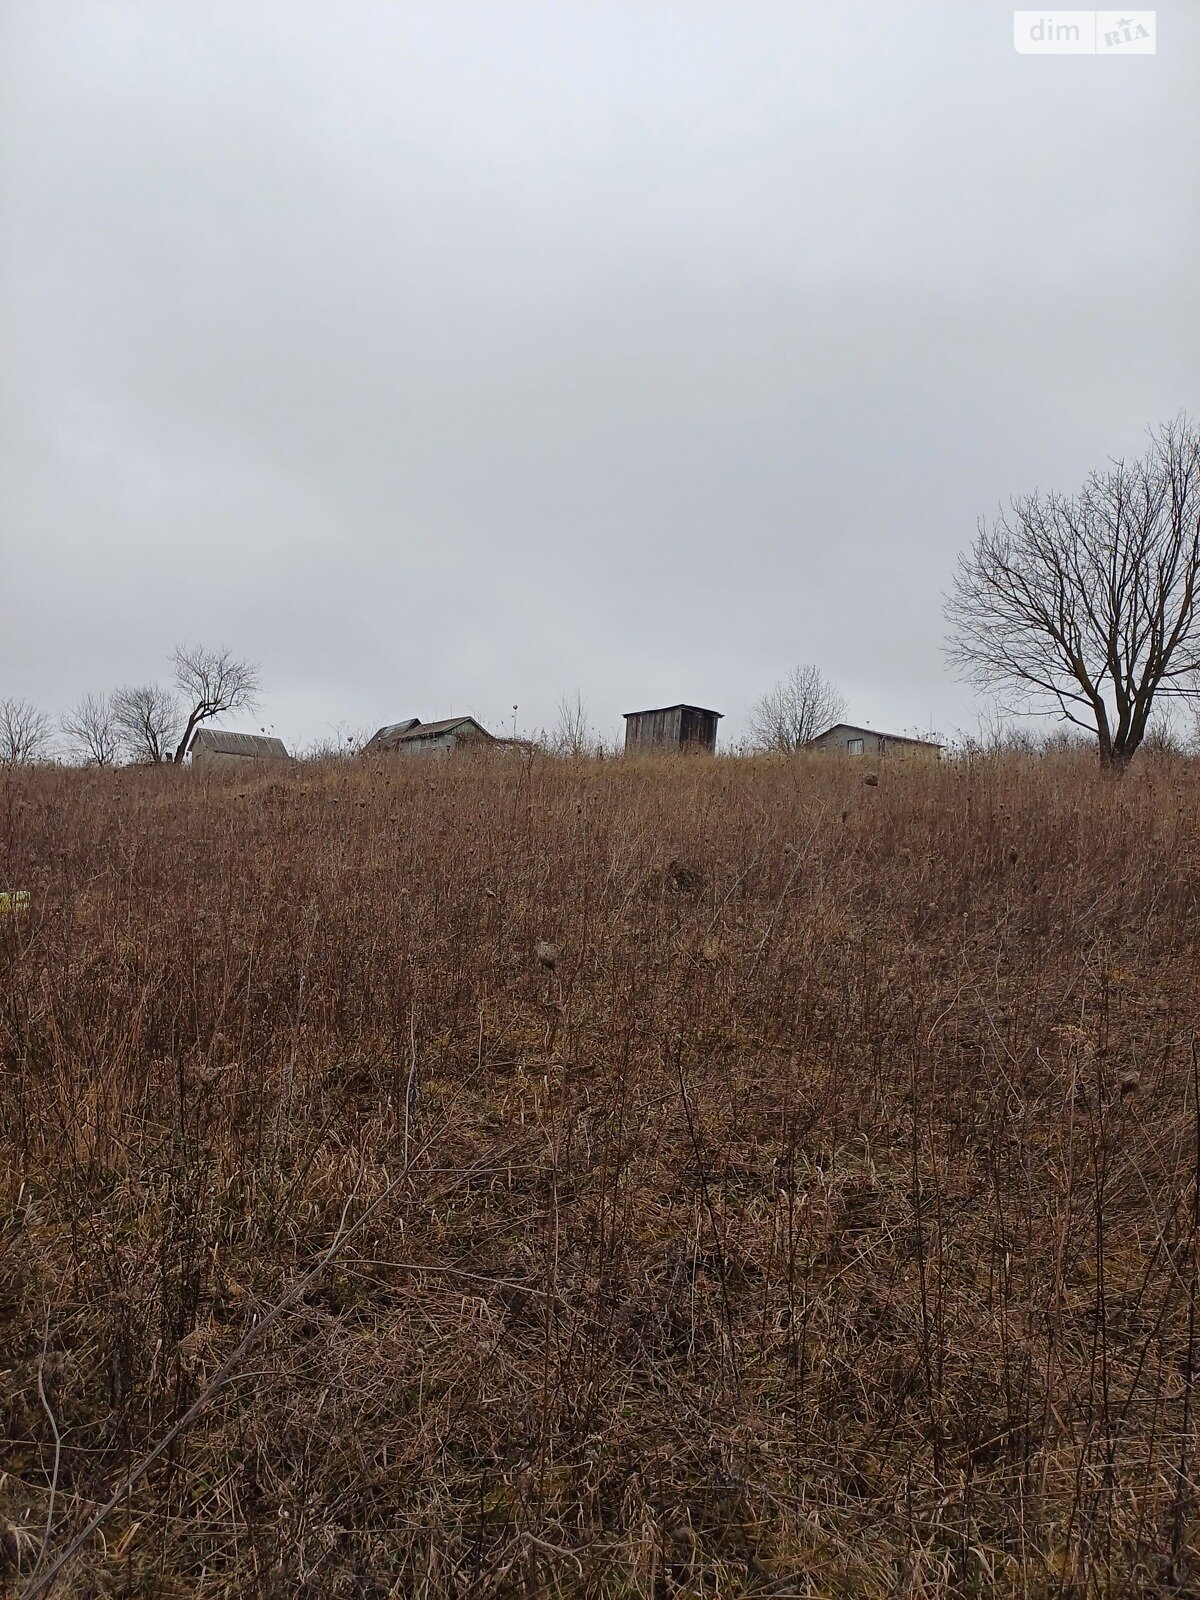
xmin=1 ymin=645 xmax=259 ymax=767
xmin=2 ymin=662 xmax=869 ymax=768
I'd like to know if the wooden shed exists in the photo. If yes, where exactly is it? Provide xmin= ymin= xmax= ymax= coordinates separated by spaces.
xmin=623 ymin=704 xmax=722 ymax=754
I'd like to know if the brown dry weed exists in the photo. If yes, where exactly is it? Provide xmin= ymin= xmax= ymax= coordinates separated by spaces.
xmin=2 ymin=750 xmax=1199 ymax=1598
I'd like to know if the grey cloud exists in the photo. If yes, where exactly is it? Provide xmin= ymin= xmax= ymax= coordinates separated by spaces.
xmin=2 ymin=0 xmax=1197 ymax=749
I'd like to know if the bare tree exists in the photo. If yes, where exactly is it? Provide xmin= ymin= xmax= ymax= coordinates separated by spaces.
xmin=747 ymin=665 xmax=846 ymax=753
xmin=549 ymin=691 xmax=598 ymax=758
xmin=0 ymin=698 xmax=53 ymax=764
xmin=112 ymin=684 xmax=181 ymax=764
xmin=60 ymin=693 xmax=120 ymax=767
xmin=946 ymin=416 xmax=1200 ymax=769
xmin=171 ymin=646 xmax=261 ymax=763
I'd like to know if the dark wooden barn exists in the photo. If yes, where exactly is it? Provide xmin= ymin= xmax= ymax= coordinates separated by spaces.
xmin=623 ymin=703 xmax=722 ymax=754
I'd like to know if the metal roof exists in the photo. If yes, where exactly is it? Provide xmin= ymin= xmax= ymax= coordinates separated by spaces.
xmin=394 ymin=716 xmax=493 ymax=740
xmin=623 ymin=704 xmax=723 ymax=719
xmin=190 ymin=729 xmax=290 ymax=758
xmin=364 ymin=718 xmax=421 ymax=750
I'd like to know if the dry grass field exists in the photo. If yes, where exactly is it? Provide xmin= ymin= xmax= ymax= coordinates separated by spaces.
xmin=2 ymin=751 xmax=1199 ymax=1598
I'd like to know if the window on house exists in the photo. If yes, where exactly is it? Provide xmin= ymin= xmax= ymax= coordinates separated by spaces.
xmin=847 ymin=738 xmax=864 ymax=755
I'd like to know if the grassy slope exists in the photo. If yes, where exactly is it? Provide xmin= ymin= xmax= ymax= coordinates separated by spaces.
xmin=2 ymin=751 xmax=1199 ymax=1597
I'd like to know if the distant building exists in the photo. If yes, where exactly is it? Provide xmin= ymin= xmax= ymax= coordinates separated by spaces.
xmin=806 ymin=723 xmax=941 ymax=759
xmin=362 ymin=718 xmax=422 ymax=755
xmin=624 ymin=704 xmax=722 ymax=754
xmin=189 ymin=729 xmax=290 ymax=765
xmin=363 ymin=716 xmax=497 ymax=758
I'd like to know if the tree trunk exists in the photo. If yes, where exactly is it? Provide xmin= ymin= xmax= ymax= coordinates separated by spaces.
xmin=173 ymin=711 xmax=203 ymax=766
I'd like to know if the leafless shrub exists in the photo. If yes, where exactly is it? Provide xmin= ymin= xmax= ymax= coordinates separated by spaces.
xmin=546 ymin=691 xmax=602 ymax=758
xmin=1141 ymin=711 xmax=1187 ymax=755
xmin=297 ymin=722 xmax=371 ymax=762
xmin=952 ymin=715 xmax=1095 ymax=759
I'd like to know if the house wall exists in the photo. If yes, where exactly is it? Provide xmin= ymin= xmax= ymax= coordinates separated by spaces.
xmin=807 ymin=727 xmax=938 ymax=760
xmin=807 ymin=728 xmax=885 ymax=757
xmin=190 ymin=746 xmax=287 ymax=766
xmin=394 ymin=726 xmax=494 ymax=759
xmin=625 ymin=707 xmax=682 ymax=752
xmin=394 ymin=731 xmax=459 ymax=759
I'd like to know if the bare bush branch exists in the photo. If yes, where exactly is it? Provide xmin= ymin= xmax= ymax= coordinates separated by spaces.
xmin=549 ymin=691 xmax=599 ymax=758
xmin=298 ymin=722 xmax=371 ymax=761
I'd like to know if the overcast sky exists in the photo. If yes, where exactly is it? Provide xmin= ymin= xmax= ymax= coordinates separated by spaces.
xmin=2 ymin=1 xmax=1197 ymax=751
